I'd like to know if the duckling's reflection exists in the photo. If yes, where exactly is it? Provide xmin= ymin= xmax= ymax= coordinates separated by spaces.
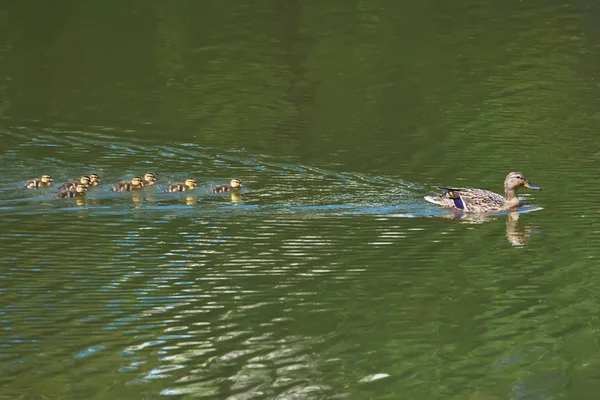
xmin=131 ymin=192 xmax=144 ymax=207
xmin=76 ymin=197 xmax=102 ymax=206
xmin=230 ymin=191 xmax=241 ymax=205
xmin=441 ymin=210 xmax=534 ymax=246
xmin=185 ymin=196 xmax=197 ymax=206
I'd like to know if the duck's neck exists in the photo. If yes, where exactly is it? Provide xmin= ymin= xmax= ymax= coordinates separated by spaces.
xmin=505 ymin=187 xmax=517 ymax=200
xmin=504 ymin=187 xmax=522 ymax=208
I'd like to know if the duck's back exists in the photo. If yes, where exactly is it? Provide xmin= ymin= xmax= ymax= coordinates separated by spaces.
xmin=212 ymin=184 xmax=231 ymax=193
xmin=441 ymin=187 xmax=508 ymax=211
xmin=58 ymin=181 xmax=78 ymax=191
xmin=166 ymin=183 xmax=187 ymax=192
xmin=56 ymin=190 xmax=81 ymax=199
xmin=25 ymin=179 xmax=43 ymax=189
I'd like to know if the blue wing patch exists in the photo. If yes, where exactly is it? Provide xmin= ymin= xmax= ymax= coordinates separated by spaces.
xmin=453 ymin=197 xmax=465 ymax=210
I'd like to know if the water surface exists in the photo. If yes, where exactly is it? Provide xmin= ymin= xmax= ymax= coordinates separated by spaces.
xmin=2 ymin=1 xmax=600 ymax=399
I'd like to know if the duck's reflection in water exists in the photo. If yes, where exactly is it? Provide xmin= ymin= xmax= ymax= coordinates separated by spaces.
xmin=185 ymin=196 xmax=196 ymax=206
xmin=230 ymin=191 xmax=241 ymax=205
xmin=505 ymin=211 xmax=532 ymax=247
xmin=131 ymin=193 xmax=144 ymax=208
xmin=77 ymin=197 xmax=103 ymax=207
xmin=441 ymin=210 xmax=534 ymax=246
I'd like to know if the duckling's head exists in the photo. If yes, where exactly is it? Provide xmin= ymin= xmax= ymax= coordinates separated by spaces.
xmin=41 ymin=174 xmax=53 ymax=183
xmin=80 ymin=176 xmax=91 ymax=186
xmin=75 ymin=183 xmax=87 ymax=194
xmin=230 ymin=178 xmax=242 ymax=189
xmin=89 ymin=174 xmax=100 ymax=185
xmin=144 ymin=172 xmax=156 ymax=185
xmin=504 ymin=172 xmax=541 ymax=193
xmin=132 ymin=176 xmax=144 ymax=186
xmin=185 ymin=178 xmax=197 ymax=188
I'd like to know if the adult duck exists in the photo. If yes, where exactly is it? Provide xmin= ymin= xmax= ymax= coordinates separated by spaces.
xmin=424 ymin=172 xmax=541 ymax=213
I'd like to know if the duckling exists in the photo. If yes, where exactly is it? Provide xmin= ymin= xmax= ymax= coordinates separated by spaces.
xmin=56 ymin=183 xmax=87 ymax=199
xmin=212 ymin=178 xmax=242 ymax=193
xmin=112 ymin=176 xmax=144 ymax=192
xmin=25 ymin=174 xmax=53 ymax=189
xmin=165 ymin=178 xmax=197 ymax=192
xmin=89 ymin=173 xmax=101 ymax=186
xmin=142 ymin=172 xmax=157 ymax=186
xmin=58 ymin=176 xmax=91 ymax=191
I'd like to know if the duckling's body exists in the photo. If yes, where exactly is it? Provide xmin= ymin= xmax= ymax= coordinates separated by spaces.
xmin=58 ymin=176 xmax=91 ymax=191
xmin=25 ymin=175 xmax=53 ymax=189
xmin=142 ymin=172 xmax=157 ymax=186
xmin=424 ymin=172 xmax=541 ymax=213
xmin=56 ymin=183 xmax=87 ymax=199
xmin=165 ymin=178 xmax=197 ymax=193
xmin=89 ymin=174 xmax=101 ymax=186
xmin=212 ymin=178 xmax=242 ymax=193
xmin=112 ymin=176 xmax=144 ymax=192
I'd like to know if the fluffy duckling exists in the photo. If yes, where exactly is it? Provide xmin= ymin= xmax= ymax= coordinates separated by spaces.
xmin=56 ymin=183 xmax=87 ymax=199
xmin=25 ymin=174 xmax=53 ymax=189
xmin=165 ymin=178 xmax=197 ymax=193
xmin=143 ymin=172 xmax=157 ymax=186
xmin=58 ymin=176 xmax=91 ymax=191
xmin=112 ymin=176 xmax=144 ymax=192
xmin=212 ymin=178 xmax=242 ymax=193
xmin=89 ymin=173 xmax=101 ymax=186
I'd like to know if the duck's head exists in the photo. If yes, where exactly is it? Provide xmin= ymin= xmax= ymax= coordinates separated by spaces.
xmin=504 ymin=172 xmax=541 ymax=192
xmin=41 ymin=174 xmax=53 ymax=183
xmin=144 ymin=172 xmax=156 ymax=185
xmin=230 ymin=178 xmax=242 ymax=189
xmin=75 ymin=183 xmax=87 ymax=194
xmin=80 ymin=176 xmax=91 ymax=186
xmin=89 ymin=174 xmax=101 ymax=185
xmin=132 ymin=176 xmax=144 ymax=186
xmin=185 ymin=178 xmax=197 ymax=188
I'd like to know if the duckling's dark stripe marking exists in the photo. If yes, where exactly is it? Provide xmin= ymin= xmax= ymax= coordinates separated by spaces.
xmin=453 ymin=197 xmax=465 ymax=210
xmin=212 ymin=185 xmax=230 ymax=193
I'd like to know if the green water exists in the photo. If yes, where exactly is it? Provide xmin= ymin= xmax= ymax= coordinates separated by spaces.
xmin=2 ymin=1 xmax=600 ymax=399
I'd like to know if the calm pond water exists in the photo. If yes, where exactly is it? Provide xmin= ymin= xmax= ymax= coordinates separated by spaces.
xmin=2 ymin=1 xmax=600 ymax=399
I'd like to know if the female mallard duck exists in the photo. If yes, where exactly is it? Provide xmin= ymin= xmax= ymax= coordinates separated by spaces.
xmin=424 ymin=172 xmax=541 ymax=213
xmin=56 ymin=183 xmax=87 ymax=199
xmin=89 ymin=173 xmax=101 ymax=186
xmin=212 ymin=178 xmax=241 ymax=193
xmin=25 ymin=174 xmax=53 ymax=189
xmin=112 ymin=176 xmax=144 ymax=192
xmin=165 ymin=178 xmax=196 ymax=192
xmin=58 ymin=176 xmax=91 ymax=191
xmin=143 ymin=172 xmax=157 ymax=186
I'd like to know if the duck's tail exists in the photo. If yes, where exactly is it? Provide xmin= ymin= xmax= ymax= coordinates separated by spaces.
xmin=424 ymin=195 xmax=444 ymax=206
xmin=424 ymin=195 xmax=463 ymax=209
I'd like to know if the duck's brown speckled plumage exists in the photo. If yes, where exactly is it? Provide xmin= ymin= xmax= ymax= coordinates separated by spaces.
xmin=424 ymin=172 xmax=541 ymax=213
xmin=112 ymin=176 xmax=144 ymax=192
xmin=58 ymin=176 xmax=91 ymax=191
xmin=56 ymin=183 xmax=87 ymax=199
xmin=165 ymin=178 xmax=196 ymax=193
xmin=212 ymin=178 xmax=242 ymax=193
xmin=25 ymin=174 xmax=53 ymax=189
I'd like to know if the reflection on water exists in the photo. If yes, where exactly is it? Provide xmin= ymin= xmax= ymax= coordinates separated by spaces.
xmin=505 ymin=211 xmax=534 ymax=247
xmin=439 ymin=209 xmax=539 ymax=247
